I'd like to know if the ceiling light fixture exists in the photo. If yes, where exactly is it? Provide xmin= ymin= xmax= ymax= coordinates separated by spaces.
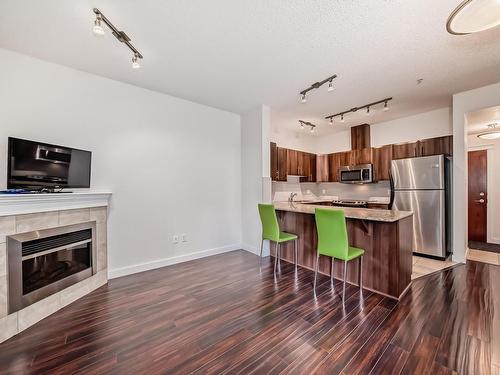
xmin=299 ymin=120 xmax=317 ymax=133
xmin=132 ymin=54 xmax=141 ymax=69
xmin=299 ymin=74 xmax=338 ymax=103
xmin=92 ymin=8 xmax=144 ymax=68
xmin=328 ymin=80 xmax=334 ymax=92
xmin=447 ymin=0 xmax=500 ymax=35
xmin=477 ymin=123 xmax=500 ymax=139
xmin=325 ymin=97 xmax=393 ymax=124
xmin=93 ymin=14 xmax=105 ymax=36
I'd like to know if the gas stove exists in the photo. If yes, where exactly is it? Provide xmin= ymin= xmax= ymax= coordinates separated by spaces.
xmin=331 ymin=199 xmax=368 ymax=208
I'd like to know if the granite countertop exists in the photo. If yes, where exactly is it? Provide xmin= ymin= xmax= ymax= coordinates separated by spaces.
xmin=273 ymin=201 xmax=413 ymax=223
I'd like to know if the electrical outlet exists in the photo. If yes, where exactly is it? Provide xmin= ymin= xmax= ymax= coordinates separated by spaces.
xmin=181 ymin=234 xmax=187 ymax=242
xmin=172 ymin=235 xmax=179 ymax=244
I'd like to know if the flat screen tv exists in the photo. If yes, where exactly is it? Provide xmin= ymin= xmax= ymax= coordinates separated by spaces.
xmin=7 ymin=137 xmax=91 ymax=191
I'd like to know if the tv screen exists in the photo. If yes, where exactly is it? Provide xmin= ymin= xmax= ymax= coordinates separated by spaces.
xmin=7 ymin=137 xmax=91 ymax=190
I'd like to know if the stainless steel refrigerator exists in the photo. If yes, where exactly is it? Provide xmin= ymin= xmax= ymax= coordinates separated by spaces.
xmin=390 ymin=155 xmax=452 ymax=259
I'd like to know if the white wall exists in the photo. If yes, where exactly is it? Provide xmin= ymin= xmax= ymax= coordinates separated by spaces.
xmin=241 ymin=106 xmax=271 ymax=255
xmin=0 ymin=48 xmax=242 ymax=277
xmin=468 ymin=135 xmax=500 ymax=244
xmin=315 ymin=107 xmax=452 ymax=154
xmin=453 ymin=81 xmax=500 ymax=262
xmin=270 ymin=127 xmax=318 ymax=153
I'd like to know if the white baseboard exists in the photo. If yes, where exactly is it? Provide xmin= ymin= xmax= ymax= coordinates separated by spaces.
xmin=108 ymin=244 xmax=241 ymax=279
xmin=241 ymin=243 xmax=270 ymax=257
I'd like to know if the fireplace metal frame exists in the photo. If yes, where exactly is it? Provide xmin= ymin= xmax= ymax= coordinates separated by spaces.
xmin=7 ymin=221 xmax=97 ymax=314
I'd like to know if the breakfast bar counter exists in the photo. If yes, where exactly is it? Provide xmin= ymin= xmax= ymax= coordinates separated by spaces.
xmin=272 ymin=202 xmax=414 ymax=299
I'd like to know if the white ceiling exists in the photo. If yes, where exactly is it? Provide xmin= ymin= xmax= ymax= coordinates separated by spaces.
xmin=1 ymin=1 xmax=500 ymax=135
xmin=466 ymin=106 xmax=500 ymax=134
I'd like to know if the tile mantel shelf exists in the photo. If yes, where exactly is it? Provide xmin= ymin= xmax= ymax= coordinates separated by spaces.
xmin=0 ymin=192 xmax=112 ymax=217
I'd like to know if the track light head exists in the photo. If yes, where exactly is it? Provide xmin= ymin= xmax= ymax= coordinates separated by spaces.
xmin=300 ymin=94 xmax=307 ymax=104
xmin=329 ymin=118 xmax=334 ymax=126
xmin=310 ymin=126 xmax=315 ymax=133
xmin=383 ymin=101 xmax=389 ymax=111
xmin=366 ymin=107 xmax=371 ymax=116
xmin=340 ymin=114 xmax=345 ymax=123
xmin=93 ymin=15 xmax=105 ymax=36
xmin=132 ymin=54 xmax=141 ymax=69
xmin=328 ymin=80 xmax=334 ymax=92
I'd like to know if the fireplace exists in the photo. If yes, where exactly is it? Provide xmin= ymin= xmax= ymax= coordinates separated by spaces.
xmin=7 ymin=222 xmax=96 ymax=314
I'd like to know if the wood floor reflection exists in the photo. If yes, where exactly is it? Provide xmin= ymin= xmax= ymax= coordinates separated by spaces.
xmin=0 ymin=250 xmax=498 ymax=374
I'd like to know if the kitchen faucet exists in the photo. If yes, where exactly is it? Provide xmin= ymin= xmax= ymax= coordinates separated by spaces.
xmin=288 ymin=192 xmax=298 ymax=202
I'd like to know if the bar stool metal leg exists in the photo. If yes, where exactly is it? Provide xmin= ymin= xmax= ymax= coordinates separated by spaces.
xmin=342 ymin=260 xmax=348 ymax=301
xmin=359 ymin=256 xmax=363 ymax=292
xmin=331 ymin=257 xmax=334 ymax=286
xmin=294 ymin=239 xmax=298 ymax=269
xmin=313 ymin=252 xmax=320 ymax=294
xmin=259 ymin=239 xmax=264 ymax=267
xmin=274 ymin=243 xmax=279 ymax=276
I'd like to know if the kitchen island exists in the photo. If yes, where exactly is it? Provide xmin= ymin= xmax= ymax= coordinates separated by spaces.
xmin=272 ymin=201 xmax=413 ymax=299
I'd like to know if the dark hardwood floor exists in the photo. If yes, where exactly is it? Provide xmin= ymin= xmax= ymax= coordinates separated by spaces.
xmin=0 ymin=250 xmax=498 ymax=374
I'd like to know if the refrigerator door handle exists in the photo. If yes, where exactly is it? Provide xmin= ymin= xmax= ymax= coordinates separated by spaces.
xmin=388 ymin=168 xmax=395 ymax=210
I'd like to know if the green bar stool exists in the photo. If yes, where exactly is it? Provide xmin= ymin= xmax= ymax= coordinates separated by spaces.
xmin=314 ymin=208 xmax=365 ymax=301
xmin=258 ymin=204 xmax=298 ymax=275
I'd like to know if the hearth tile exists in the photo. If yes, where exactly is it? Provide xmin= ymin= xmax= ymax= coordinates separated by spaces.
xmin=59 ymin=208 xmax=90 ymax=226
xmin=90 ymin=207 xmax=107 ymax=224
xmin=18 ymin=293 xmax=60 ymax=332
xmin=15 ymin=212 xmax=59 ymax=233
xmin=0 ymin=313 xmax=18 ymax=343
xmin=0 ymin=216 xmax=16 ymax=244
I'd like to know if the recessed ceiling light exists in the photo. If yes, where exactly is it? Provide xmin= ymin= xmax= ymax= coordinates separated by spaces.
xmin=447 ymin=0 xmax=500 ymax=35
xmin=477 ymin=123 xmax=500 ymax=139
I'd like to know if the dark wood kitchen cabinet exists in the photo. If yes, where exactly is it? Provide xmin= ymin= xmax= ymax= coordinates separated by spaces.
xmin=270 ymin=142 xmax=278 ymax=181
xmin=316 ymin=155 xmax=329 ymax=182
xmin=372 ymin=145 xmax=393 ymax=181
xmin=297 ymin=151 xmax=316 ymax=182
xmin=277 ymin=147 xmax=288 ymax=181
xmin=327 ymin=151 xmax=353 ymax=182
xmin=419 ymin=135 xmax=453 ymax=157
xmin=353 ymin=147 xmax=373 ymax=165
xmin=286 ymin=149 xmax=299 ymax=176
xmin=392 ymin=141 xmax=419 ymax=160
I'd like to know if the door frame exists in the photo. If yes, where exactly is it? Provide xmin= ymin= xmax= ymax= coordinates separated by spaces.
xmin=468 ymin=145 xmax=497 ymax=244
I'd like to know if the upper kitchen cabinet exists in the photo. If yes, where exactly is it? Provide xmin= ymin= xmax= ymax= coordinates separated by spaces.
xmin=270 ymin=143 xmax=317 ymax=182
xmin=353 ymin=147 xmax=373 ymax=165
xmin=270 ymin=142 xmax=278 ymax=181
xmin=277 ymin=147 xmax=288 ymax=181
xmin=328 ymin=151 xmax=353 ymax=182
xmin=286 ymin=149 xmax=299 ymax=176
xmin=392 ymin=141 xmax=419 ymax=160
xmin=316 ymin=155 xmax=329 ymax=182
xmin=372 ymin=145 xmax=393 ymax=181
xmin=419 ymin=135 xmax=453 ymax=157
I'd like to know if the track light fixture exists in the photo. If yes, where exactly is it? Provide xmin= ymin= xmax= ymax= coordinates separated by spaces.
xmin=299 ymin=74 xmax=338 ymax=103
xmin=92 ymin=8 xmax=144 ymax=69
xmin=325 ymin=97 xmax=393 ymax=123
xmin=299 ymin=120 xmax=317 ymax=133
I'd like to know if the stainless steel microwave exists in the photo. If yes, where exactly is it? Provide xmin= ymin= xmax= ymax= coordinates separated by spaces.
xmin=339 ymin=164 xmax=373 ymax=183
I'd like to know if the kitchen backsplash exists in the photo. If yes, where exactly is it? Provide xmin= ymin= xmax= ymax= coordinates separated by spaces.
xmin=272 ymin=178 xmax=391 ymax=202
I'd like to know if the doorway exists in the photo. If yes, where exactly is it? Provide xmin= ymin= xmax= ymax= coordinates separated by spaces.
xmin=468 ymin=150 xmax=487 ymax=243
xmin=466 ymin=106 xmax=500 ymax=263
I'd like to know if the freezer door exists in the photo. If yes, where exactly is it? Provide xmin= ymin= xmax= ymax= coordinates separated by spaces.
xmin=391 ymin=155 xmax=445 ymax=190
xmin=393 ymin=190 xmax=446 ymax=258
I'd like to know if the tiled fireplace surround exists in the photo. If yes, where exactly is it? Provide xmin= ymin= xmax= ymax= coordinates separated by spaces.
xmin=0 ymin=196 xmax=110 ymax=343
